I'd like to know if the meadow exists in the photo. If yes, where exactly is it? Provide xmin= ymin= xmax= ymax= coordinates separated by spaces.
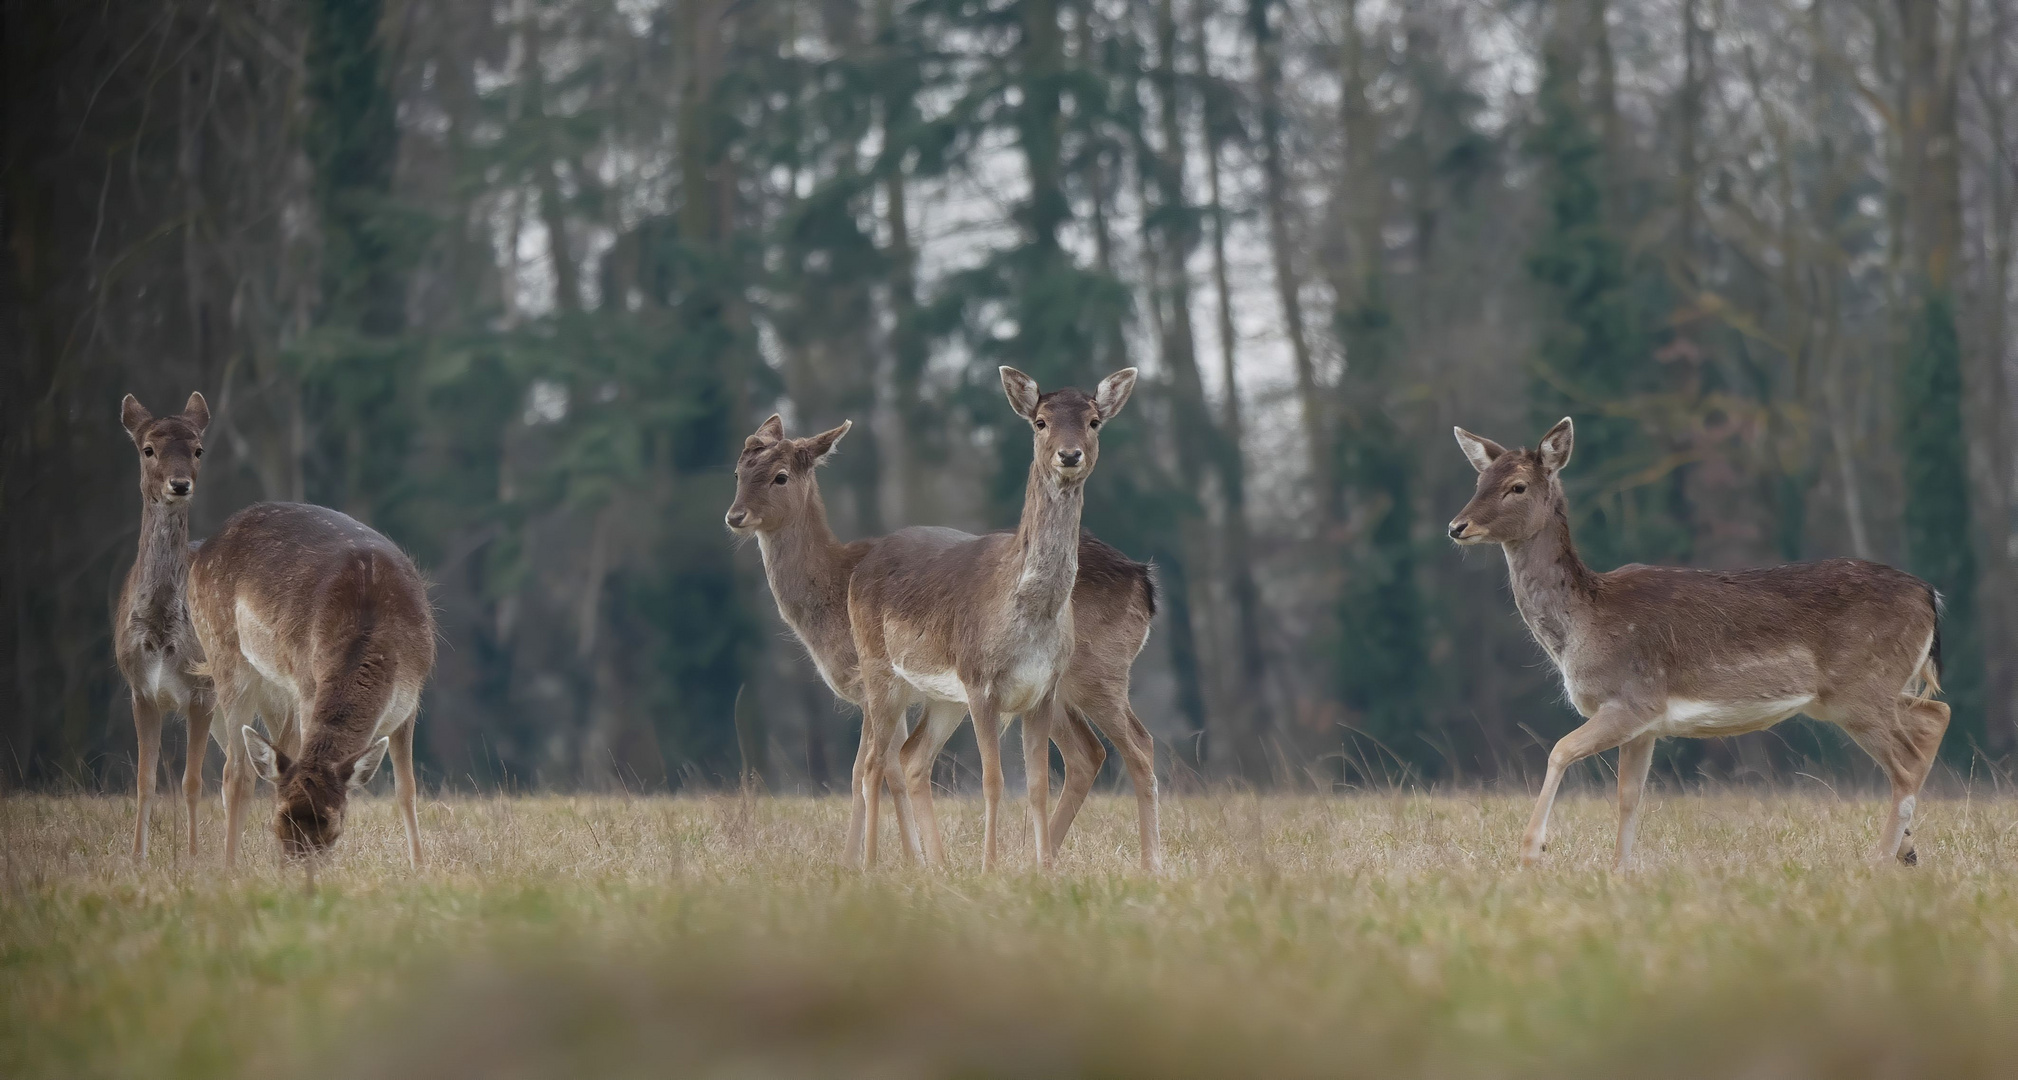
xmin=4 ymin=789 xmax=2017 ymax=1079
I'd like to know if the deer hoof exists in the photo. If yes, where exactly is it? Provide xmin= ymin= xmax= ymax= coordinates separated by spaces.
xmin=1898 ymin=847 xmax=1918 ymax=868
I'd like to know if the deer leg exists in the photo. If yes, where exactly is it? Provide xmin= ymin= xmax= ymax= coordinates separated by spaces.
xmin=900 ymin=700 xmax=966 ymax=866
xmin=968 ymin=696 xmax=1006 ymax=872
xmin=131 ymin=693 xmax=164 ymax=860
xmin=1117 ymin=706 xmax=1162 ymax=874
xmin=1021 ymin=700 xmax=1058 ymax=870
xmin=1522 ymin=701 xmax=1651 ymax=867
xmin=182 ymin=690 xmax=214 ymax=859
xmin=1614 ymin=733 xmax=1657 ymax=871
xmin=1833 ymin=692 xmax=1950 ymax=864
xmin=390 ymin=714 xmax=423 ymax=869
xmin=844 ymin=707 xmax=872 ymax=869
xmin=218 ymin=689 xmax=259 ymax=869
xmin=1044 ymin=705 xmax=1105 ymax=861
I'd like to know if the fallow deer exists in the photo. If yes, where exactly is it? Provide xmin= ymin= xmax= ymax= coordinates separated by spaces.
xmin=845 ymin=367 xmax=1139 ymax=870
xmin=188 ymin=503 xmax=436 ymax=866
xmin=724 ymin=414 xmax=1160 ymax=871
xmin=1448 ymin=418 xmax=1949 ymax=869
xmin=116 ymin=392 xmax=216 ymax=859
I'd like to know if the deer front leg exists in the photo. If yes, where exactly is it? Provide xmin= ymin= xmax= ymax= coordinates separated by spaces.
xmin=182 ymin=691 xmax=214 ymax=859
xmin=1021 ymin=698 xmax=1059 ymax=870
xmin=131 ymin=692 xmax=164 ymax=860
xmin=1522 ymin=700 xmax=1652 ymax=867
xmin=968 ymin=694 xmax=1006 ymax=871
xmin=1614 ymin=732 xmax=1656 ymax=871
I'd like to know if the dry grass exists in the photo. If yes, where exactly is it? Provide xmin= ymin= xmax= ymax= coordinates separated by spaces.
xmin=4 ymin=789 xmax=2018 ymax=1079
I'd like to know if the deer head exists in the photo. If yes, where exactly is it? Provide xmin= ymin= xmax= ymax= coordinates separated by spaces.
xmin=1448 ymin=417 xmax=1574 ymax=545
xmin=121 ymin=392 xmax=210 ymax=505
xmin=1000 ymin=366 xmax=1136 ymax=486
xmin=724 ymin=415 xmax=852 ymax=535
xmin=243 ymin=726 xmax=389 ymax=857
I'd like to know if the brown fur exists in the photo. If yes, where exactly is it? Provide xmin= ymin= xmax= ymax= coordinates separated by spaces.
xmin=725 ymin=409 xmax=1161 ymax=871
xmin=1449 ymin=419 xmax=1949 ymax=869
xmin=188 ymin=502 xmax=435 ymax=866
xmin=115 ymin=392 xmax=216 ymax=859
xmin=846 ymin=367 xmax=1142 ymax=870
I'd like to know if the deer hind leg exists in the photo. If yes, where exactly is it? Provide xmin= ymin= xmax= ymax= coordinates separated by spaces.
xmin=900 ymin=700 xmax=966 ymax=866
xmin=1117 ymin=706 xmax=1161 ymax=874
xmin=390 ymin=712 xmax=423 ymax=869
xmin=182 ymin=689 xmax=214 ymax=859
xmin=1044 ymin=705 xmax=1106 ymax=861
xmin=1522 ymin=701 xmax=1653 ymax=867
xmin=1614 ymin=733 xmax=1657 ymax=872
xmin=131 ymin=692 xmax=165 ymax=860
xmin=1835 ymin=692 xmax=1950 ymax=865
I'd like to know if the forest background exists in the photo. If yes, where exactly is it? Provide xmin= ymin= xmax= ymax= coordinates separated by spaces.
xmin=4 ymin=0 xmax=2013 ymax=794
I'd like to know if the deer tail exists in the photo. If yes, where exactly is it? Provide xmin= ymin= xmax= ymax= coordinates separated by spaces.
xmin=1914 ymin=585 xmax=1944 ymax=700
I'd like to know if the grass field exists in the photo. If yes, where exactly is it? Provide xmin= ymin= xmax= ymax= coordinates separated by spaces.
xmin=4 ymin=789 xmax=2017 ymax=1079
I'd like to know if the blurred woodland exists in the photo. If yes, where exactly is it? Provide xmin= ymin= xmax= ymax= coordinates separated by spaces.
xmin=3 ymin=0 xmax=2013 ymax=792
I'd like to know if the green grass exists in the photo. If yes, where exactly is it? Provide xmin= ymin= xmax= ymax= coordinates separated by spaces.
xmin=4 ymin=790 xmax=2017 ymax=1078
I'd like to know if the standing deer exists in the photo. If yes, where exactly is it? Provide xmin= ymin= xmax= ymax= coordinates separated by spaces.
xmin=724 ymin=413 xmax=1160 ymax=871
xmin=846 ymin=367 xmax=1138 ymax=870
xmin=116 ymin=393 xmax=215 ymax=859
xmin=188 ymin=503 xmax=436 ymax=866
xmin=1447 ymin=418 xmax=1949 ymax=869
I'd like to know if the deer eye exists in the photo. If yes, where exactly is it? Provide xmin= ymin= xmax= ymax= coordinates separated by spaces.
xmin=194 ymin=447 xmax=203 ymax=458
xmin=1088 ymin=418 xmax=1100 ymax=429
xmin=143 ymin=446 xmax=155 ymax=457
xmin=1510 ymin=482 xmax=1527 ymax=495
xmin=1033 ymin=419 xmax=1046 ymax=430
xmin=773 ymin=472 xmax=789 ymax=485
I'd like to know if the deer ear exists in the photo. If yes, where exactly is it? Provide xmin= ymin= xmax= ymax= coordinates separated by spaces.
xmin=803 ymin=420 xmax=851 ymax=464
xmin=1000 ymin=367 xmax=1040 ymax=420
xmin=1094 ymin=367 xmax=1138 ymax=420
xmin=121 ymin=395 xmax=153 ymax=443
xmin=243 ymin=725 xmax=289 ymax=784
xmin=1537 ymin=417 xmax=1574 ymax=473
xmin=181 ymin=392 xmax=210 ymax=434
xmin=1453 ymin=427 xmax=1506 ymax=474
xmin=746 ymin=414 xmax=785 ymax=450
xmin=345 ymin=737 xmax=391 ymax=790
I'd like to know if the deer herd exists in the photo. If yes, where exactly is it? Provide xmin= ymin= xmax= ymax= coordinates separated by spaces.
xmin=115 ymin=375 xmax=1951 ymax=874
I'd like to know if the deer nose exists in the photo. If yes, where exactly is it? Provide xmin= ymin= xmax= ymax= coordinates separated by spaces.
xmin=169 ymin=479 xmax=192 ymax=496
xmin=725 ymin=509 xmax=749 ymax=529
xmin=1056 ymin=449 xmax=1083 ymax=468
xmin=1448 ymin=520 xmax=1468 ymax=539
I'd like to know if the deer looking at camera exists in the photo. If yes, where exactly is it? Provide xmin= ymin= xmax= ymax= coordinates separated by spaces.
xmin=724 ymin=413 xmax=1160 ymax=871
xmin=116 ymin=393 xmax=216 ymax=859
xmin=844 ymin=367 xmax=1138 ymax=870
xmin=1448 ymin=419 xmax=1949 ymax=869
xmin=188 ymin=502 xmax=435 ymax=866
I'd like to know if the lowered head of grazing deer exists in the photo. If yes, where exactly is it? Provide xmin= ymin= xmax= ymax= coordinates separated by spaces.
xmin=1446 ymin=417 xmax=1948 ymax=870
xmin=724 ymin=415 xmax=852 ymax=537
xmin=244 ymin=726 xmax=390 ymax=858
xmin=122 ymin=392 xmax=210 ymax=506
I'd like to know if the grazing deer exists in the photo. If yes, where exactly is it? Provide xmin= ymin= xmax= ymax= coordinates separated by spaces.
xmin=1448 ymin=418 xmax=1949 ymax=869
xmin=188 ymin=503 xmax=435 ymax=866
xmin=845 ymin=367 xmax=1138 ymax=870
xmin=116 ymin=393 xmax=216 ymax=859
xmin=724 ymin=414 xmax=1160 ymax=870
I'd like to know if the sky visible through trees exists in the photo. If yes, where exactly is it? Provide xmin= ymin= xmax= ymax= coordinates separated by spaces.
xmin=4 ymin=0 xmax=2014 ymax=793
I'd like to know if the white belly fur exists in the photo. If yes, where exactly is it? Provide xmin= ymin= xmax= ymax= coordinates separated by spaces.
xmin=1654 ymin=695 xmax=1813 ymax=739
xmin=892 ymin=661 xmax=968 ymax=704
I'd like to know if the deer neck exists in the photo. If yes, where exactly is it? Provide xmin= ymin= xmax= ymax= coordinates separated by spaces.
xmin=129 ymin=496 xmax=192 ymax=625
xmin=1010 ymin=464 xmax=1083 ymax=620
xmin=756 ymin=491 xmax=851 ymax=632
xmin=1502 ymin=501 xmax=1597 ymax=661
